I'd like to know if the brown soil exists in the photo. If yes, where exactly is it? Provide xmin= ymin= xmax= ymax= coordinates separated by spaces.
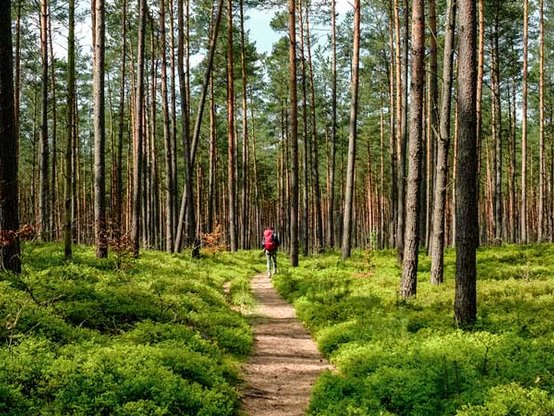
xmin=240 ymin=273 xmax=333 ymax=416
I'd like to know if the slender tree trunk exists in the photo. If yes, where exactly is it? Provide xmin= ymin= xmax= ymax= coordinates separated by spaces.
xmin=394 ymin=0 xmax=406 ymax=262
xmin=64 ymin=0 xmax=75 ymax=261
xmin=327 ymin=0 xmax=337 ymax=250
xmin=175 ymin=0 xmax=224 ymax=251
xmin=39 ymin=0 xmax=50 ymax=241
xmin=160 ymin=0 xmax=174 ymax=252
xmin=430 ymin=0 xmax=456 ymax=285
xmin=521 ymin=0 xmax=529 ymax=244
xmin=289 ymin=0 xmax=299 ymax=266
xmin=239 ymin=0 xmax=250 ymax=249
xmin=387 ymin=0 xmax=397 ymax=248
xmin=0 ymin=0 xmax=21 ymax=273
xmin=455 ymin=0 xmax=478 ymax=328
xmin=131 ymin=0 xmax=147 ymax=257
xmin=341 ymin=0 xmax=360 ymax=260
xmin=227 ymin=0 xmax=237 ymax=251
xmin=425 ymin=0 xmax=438 ymax=251
xmin=93 ymin=0 xmax=108 ymax=258
xmin=299 ymin=1 xmax=309 ymax=256
xmin=305 ymin=7 xmax=324 ymax=253
xmin=175 ymin=0 xmax=194 ymax=250
xmin=114 ymin=0 xmax=127 ymax=244
xmin=48 ymin=15 xmax=59 ymax=239
xmin=491 ymin=18 xmax=502 ymax=244
xmin=399 ymin=0 xmax=425 ymax=299
xmin=538 ymin=0 xmax=545 ymax=242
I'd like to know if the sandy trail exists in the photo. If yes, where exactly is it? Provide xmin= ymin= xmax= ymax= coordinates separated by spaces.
xmin=240 ymin=273 xmax=332 ymax=416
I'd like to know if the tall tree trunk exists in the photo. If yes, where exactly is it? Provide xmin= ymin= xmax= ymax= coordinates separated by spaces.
xmin=455 ymin=0 xmax=478 ymax=328
xmin=341 ymin=0 xmax=360 ymax=260
xmin=48 ymin=15 xmax=58 ymax=239
xmin=175 ymin=0 xmax=224 ymax=251
xmin=131 ymin=0 xmax=147 ymax=257
xmin=289 ymin=0 xmax=299 ymax=266
xmin=64 ymin=0 xmax=76 ymax=260
xmin=227 ymin=0 xmax=237 ymax=251
xmin=39 ymin=0 xmax=50 ymax=241
xmin=239 ymin=0 xmax=249 ymax=249
xmin=175 ymin=0 xmax=194 ymax=250
xmin=476 ymin=0 xmax=484 ymax=242
xmin=521 ymin=0 xmax=529 ymax=244
xmin=299 ymin=1 xmax=309 ymax=256
xmin=394 ymin=0 xmax=406 ymax=262
xmin=387 ymin=0 xmax=397 ymax=248
xmin=492 ymin=18 xmax=502 ymax=244
xmin=399 ymin=0 xmax=425 ymax=299
xmin=93 ymin=0 xmax=108 ymax=258
xmin=160 ymin=0 xmax=174 ymax=252
xmin=0 ymin=0 xmax=21 ymax=273
xmin=538 ymin=0 xmax=545 ymax=242
xmin=327 ymin=0 xmax=337 ymax=250
xmin=430 ymin=0 xmax=456 ymax=285
xmin=114 ymin=0 xmax=127 ymax=244
xmin=425 ymin=0 xmax=438 ymax=251
xmin=305 ymin=6 xmax=324 ymax=253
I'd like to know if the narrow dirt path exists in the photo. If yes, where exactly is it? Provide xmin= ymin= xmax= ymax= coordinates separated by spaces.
xmin=240 ymin=273 xmax=333 ymax=416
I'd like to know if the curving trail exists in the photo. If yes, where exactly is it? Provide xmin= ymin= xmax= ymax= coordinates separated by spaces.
xmin=240 ymin=273 xmax=332 ymax=416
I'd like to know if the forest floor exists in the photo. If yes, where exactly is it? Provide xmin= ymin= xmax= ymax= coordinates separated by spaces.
xmin=239 ymin=272 xmax=333 ymax=416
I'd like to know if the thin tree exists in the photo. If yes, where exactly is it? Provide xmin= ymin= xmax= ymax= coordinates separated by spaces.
xmin=455 ymin=0 xmax=478 ymax=327
xmin=305 ymin=5 xmax=324 ymax=253
xmin=175 ymin=0 xmax=224 ymax=252
xmin=327 ymin=0 xmax=337 ymax=249
xmin=93 ymin=0 xmax=108 ymax=258
xmin=0 ymin=0 xmax=21 ymax=273
xmin=131 ymin=0 xmax=147 ymax=257
xmin=289 ymin=0 xmax=299 ymax=266
xmin=430 ymin=0 xmax=456 ymax=285
xmin=239 ymin=0 xmax=250 ymax=249
xmin=114 ymin=0 xmax=127 ymax=243
xmin=538 ymin=0 xmax=545 ymax=242
xmin=64 ymin=0 xmax=76 ymax=260
xmin=399 ymin=0 xmax=425 ymax=298
xmin=521 ymin=0 xmax=529 ymax=244
xmin=160 ymin=0 xmax=174 ymax=252
xmin=341 ymin=0 xmax=360 ymax=260
xmin=39 ymin=0 xmax=50 ymax=241
xmin=227 ymin=0 xmax=238 ymax=251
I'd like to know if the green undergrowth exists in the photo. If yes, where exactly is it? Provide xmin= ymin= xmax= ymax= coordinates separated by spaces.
xmin=0 ymin=242 xmax=260 ymax=415
xmin=272 ymin=244 xmax=554 ymax=416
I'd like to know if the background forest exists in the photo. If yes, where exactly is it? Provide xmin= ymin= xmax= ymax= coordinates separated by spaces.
xmin=4 ymin=0 xmax=554 ymax=262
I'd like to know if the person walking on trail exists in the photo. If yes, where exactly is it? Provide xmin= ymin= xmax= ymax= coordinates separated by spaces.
xmin=262 ymin=226 xmax=280 ymax=277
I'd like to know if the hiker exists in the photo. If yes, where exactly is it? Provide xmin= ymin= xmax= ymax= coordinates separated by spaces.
xmin=262 ymin=226 xmax=280 ymax=277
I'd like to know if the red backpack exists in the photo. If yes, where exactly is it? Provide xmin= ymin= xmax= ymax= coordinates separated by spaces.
xmin=263 ymin=229 xmax=279 ymax=251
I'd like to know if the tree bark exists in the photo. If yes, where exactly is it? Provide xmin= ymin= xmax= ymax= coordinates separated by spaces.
xmin=327 ymin=0 xmax=337 ymax=250
xmin=64 ymin=0 xmax=76 ymax=261
xmin=0 ymin=0 xmax=21 ymax=273
xmin=341 ymin=0 xmax=360 ymax=260
xmin=93 ymin=0 xmax=108 ymax=258
xmin=521 ymin=0 xmax=529 ymax=244
xmin=399 ymin=0 xmax=425 ymax=299
xmin=39 ymin=0 xmax=50 ymax=241
xmin=538 ymin=0 xmax=545 ymax=242
xmin=455 ymin=0 xmax=478 ymax=328
xmin=131 ymin=0 xmax=147 ymax=257
xmin=227 ymin=0 xmax=238 ymax=251
xmin=289 ymin=0 xmax=299 ymax=266
xmin=430 ymin=0 xmax=456 ymax=285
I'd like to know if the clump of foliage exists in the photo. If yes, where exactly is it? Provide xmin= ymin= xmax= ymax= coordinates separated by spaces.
xmin=0 ymin=242 xmax=258 ymax=415
xmin=273 ymin=244 xmax=554 ymax=416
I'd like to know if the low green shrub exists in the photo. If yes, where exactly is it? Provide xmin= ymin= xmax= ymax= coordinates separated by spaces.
xmin=276 ymin=246 xmax=554 ymax=415
xmin=0 ymin=243 xmax=256 ymax=414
